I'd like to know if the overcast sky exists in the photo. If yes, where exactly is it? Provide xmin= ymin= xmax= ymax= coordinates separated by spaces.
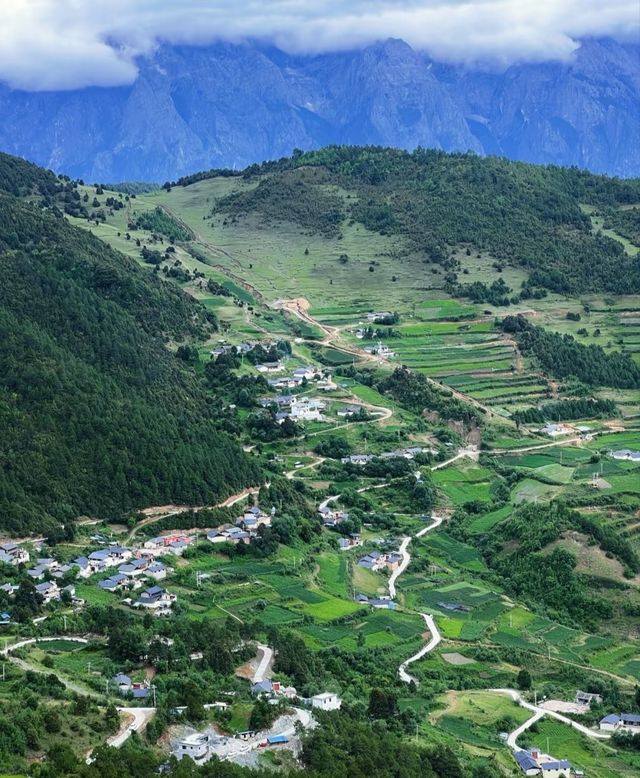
xmin=1 ymin=0 xmax=638 ymax=91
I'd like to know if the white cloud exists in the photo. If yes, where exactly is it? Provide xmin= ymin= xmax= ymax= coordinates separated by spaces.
xmin=0 ymin=0 xmax=637 ymax=91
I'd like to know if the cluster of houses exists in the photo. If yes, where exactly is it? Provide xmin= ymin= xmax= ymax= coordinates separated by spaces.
xmin=514 ymin=749 xmax=570 ymax=777
xmin=318 ymin=504 xmax=349 ymax=528
xmin=599 ymin=711 xmax=640 ymax=732
xmin=250 ymin=678 xmax=342 ymax=712
xmin=207 ymin=505 xmax=273 ymax=545
xmin=357 ymin=550 xmax=403 ymax=572
xmin=340 ymin=447 xmax=432 ymax=466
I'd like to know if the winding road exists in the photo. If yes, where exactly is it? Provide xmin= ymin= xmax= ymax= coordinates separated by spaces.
xmin=492 ymin=688 xmax=611 ymax=749
xmin=390 ymin=515 xmax=445 ymax=684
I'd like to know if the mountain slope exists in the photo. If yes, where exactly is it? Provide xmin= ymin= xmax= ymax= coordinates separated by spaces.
xmin=0 ymin=155 xmax=260 ymax=535
xmin=0 ymin=38 xmax=637 ymax=181
xmin=203 ymin=146 xmax=640 ymax=295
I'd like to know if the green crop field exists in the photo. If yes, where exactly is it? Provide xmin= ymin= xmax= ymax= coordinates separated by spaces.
xmin=521 ymin=719 xmax=640 ymax=778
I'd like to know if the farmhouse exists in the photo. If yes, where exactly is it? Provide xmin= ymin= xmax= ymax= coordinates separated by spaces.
xmin=134 ymin=586 xmax=176 ymax=614
xmin=610 ymin=448 xmax=640 ymax=462
xmin=357 ymin=551 xmax=385 ymax=571
xmin=0 ymin=543 xmax=29 ymax=566
xmin=341 ymin=454 xmax=374 ymax=465
xmin=99 ymin=573 xmax=131 ymax=592
xmin=366 ymin=311 xmax=391 ymax=322
xmin=72 ymin=556 xmax=93 ymax=578
xmin=539 ymin=423 xmax=571 ymax=437
xmin=35 ymin=580 xmax=60 ymax=604
xmin=575 ymin=690 xmax=602 ymax=706
xmin=174 ymin=733 xmax=209 ymax=761
xmin=513 ymin=749 xmax=570 ymax=777
xmin=292 ymin=366 xmax=316 ymax=381
xmin=256 ymin=361 xmax=283 ymax=373
xmin=364 ymin=341 xmax=394 ymax=357
xmin=599 ymin=712 xmax=640 ymax=732
xmin=146 ymin=562 xmax=168 ymax=581
xmin=118 ymin=558 xmax=149 ymax=577
xmin=337 ymin=404 xmax=362 ymax=418
xmin=0 ymin=612 xmax=11 ymax=625
xmin=338 ymin=536 xmax=362 ymax=551
xmin=310 ymin=692 xmax=342 ymax=711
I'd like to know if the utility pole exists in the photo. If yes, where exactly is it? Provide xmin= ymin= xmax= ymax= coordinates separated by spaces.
xmin=2 ymin=663 xmax=5 ymax=681
xmin=87 ymin=662 xmax=91 ymax=675
xmin=105 ymin=679 xmax=109 ymax=696
xmin=152 ymin=685 xmax=157 ymax=707
xmin=63 ymin=614 xmax=67 ymax=632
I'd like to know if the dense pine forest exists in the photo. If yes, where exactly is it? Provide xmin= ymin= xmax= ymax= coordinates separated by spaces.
xmin=186 ymin=146 xmax=640 ymax=295
xmin=0 ymin=155 xmax=260 ymax=535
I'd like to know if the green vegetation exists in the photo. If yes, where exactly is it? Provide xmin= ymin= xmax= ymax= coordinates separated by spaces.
xmin=133 ymin=206 xmax=193 ymax=241
xmin=501 ymin=315 xmax=640 ymax=388
xmin=0 ymin=154 xmax=259 ymax=533
xmin=211 ymin=146 xmax=640 ymax=294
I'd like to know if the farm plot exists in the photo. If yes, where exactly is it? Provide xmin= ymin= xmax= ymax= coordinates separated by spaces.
xmin=432 ymin=466 xmax=495 ymax=506
xmin=520 ymin=719 xmax=640 ymax=778
xmin=418 ymin=533 xmax=489 ymax=572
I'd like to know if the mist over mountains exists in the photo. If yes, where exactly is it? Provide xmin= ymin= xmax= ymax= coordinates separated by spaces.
xmin=0 ymin=37 xmax=637 ymax=182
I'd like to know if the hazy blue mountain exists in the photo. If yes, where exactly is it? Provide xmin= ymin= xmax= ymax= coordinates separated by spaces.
xmin=0 ymin=38 xmax=637 ymax=181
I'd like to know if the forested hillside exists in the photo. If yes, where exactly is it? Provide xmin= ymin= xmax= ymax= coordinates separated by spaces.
xmin=0 ymin=156 xmax=260 ymax=535
xmin=199 ymin=146 xmax=640 ymax=295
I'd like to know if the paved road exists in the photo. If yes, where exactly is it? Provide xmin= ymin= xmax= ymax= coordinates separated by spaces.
xmin=3 ymin=635 xmax=158 ymax=751
xmin=253 ymin=643 xmax=274 ymax=683
xmin=394 ymin=515 xmax=445 ymax=684
xmin=108 ymin=707 xmax=156 ymax=748
xmin=431 ymin=446 xmax=479 ymax=471
xmin=398 ymin=614 xmax=442 ymax=684
xmin=492 ymin=688 xmax=612 ymax=747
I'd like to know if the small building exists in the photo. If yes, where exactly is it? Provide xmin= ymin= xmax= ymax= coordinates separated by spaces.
xmin=539 ymin=423 xmax=571 ymax=437
xmin=118 ymin=558 xmax=149 ymax=577
xmin=599 ymin=713 xmax=620 ymax=731
xmin=99 ymin=573 xmax=130 ymax=592
xmin=540 ymin=761 xmax=570 ymax=778
xmin=310 ymin=692 xmax=342 ymax=711
xmin=337 ymin=405 xmax=361 ymax=418
xmin=256 ymin=362 xmax=283 ymax=374
xmin=366 ymin=311 xmax=391 ymax=322
xmin=146 ymin=562 xmax=168 ymax=581
xmin=293 ymin=367 xmax=316 ymax=381
xmin=265 ymin=734 xmax=289 ymax=746
xmin=0 ymin=543 xmax=29 ymax=566
xmin=175 ymin=733 xmax=209 ymax=761
xmin=251 ymin=679 xmax=273 ymax=696
xmin=610 ymin=448 xmax=640 ymax=462
xmin=135 ymin=586 xmax=176 ymax=613
xmin=0 ymin=612 xmax=11 ymax=625
xmin=35 ymin=580 xmax=60 ymax=604
xmin=514 ymin=751 xmax=541 ymax=776
xmin=575 ymin=690 xmax=602 ymax=706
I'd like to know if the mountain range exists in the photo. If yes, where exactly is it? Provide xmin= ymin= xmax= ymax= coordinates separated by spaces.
xmin=0 ymin=37 xmax=638 ymax=182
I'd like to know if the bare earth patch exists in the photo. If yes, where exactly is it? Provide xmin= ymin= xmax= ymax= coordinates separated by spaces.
xmin=442 ymin=652 xmax=475 ymax=666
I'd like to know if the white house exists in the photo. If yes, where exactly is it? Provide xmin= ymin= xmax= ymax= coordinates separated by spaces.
xmin=610 ymin=449 xmax=640 ymax=462
xmin=146 ymin=562 xmax=168 ymax=581
xmin=539 ymin=423 xmax=571 ymax=437
xmin=310 ymin=692 xmax=342 ymax=711
xmin=600 ymin=712 xmax=640 ymax=732
xmin=256 ymin=362 xmax=283 ymax=374
xmin=134 ymin=586 xmax=176 ymax=614
xmin=540 ymin=762 xmax=571 ymax=778
xmin=174 ymin=732 xmax=210 ymax=761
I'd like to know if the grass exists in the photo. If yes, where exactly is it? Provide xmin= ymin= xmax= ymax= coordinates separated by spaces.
xmin=521 ymin=718 xmax=640 ymax=778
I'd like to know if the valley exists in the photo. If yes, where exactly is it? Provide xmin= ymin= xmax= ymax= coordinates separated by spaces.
xmin=0 ymin=148 xmax=639 ymax=777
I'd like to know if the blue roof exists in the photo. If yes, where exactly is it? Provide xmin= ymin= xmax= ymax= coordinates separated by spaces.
xmin=600 ymin=714 xmax=620 ymax=724
xmin=515 ymin=751 xmax=539 ymax=772
xmin=621 ymin=713 xmax=640 ymax=724
xmin=541 ymin=762 xmax=570 ymax=770
xmin=267 ymin=735 xmax=289 ymax=744
xmin=131 ymin=687 xmax=149 ymax=698
xmin=113 ymin=673 xmax=131 ymax=685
